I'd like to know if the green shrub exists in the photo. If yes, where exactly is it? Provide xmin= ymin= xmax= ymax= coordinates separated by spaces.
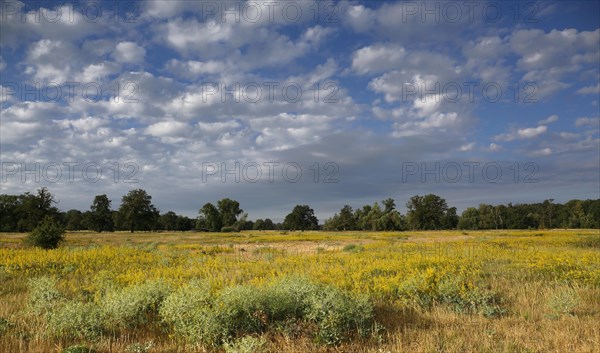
xmin=0 ymin=317 xmax=14 ymax=334
xmin=101 ymin=280 xmax=172 ymax=330
xmin=27 ymin=276 xmax=64 ymax=314
xmin=396 ymin=273 xmax=505 ymax=317
xmin=342 ymin=244 xmax=364 ymax=253
xmin=61 ymin=345 xmax=97 ymax=353
xmin=24 ymin=216 xmax=65 ymax=249
xmin=547 ymin=285 xmax=579 ymax=318
xmin=223 ymin=336 xmax=266 ymax=353
xmin=47 ymin=301 xmax=104 ymax=339
xmin=221 ymin=226 xmax=237 ymax=232
xmin=305 ymin=286 xmax=374 ymax=345
xmin=159 ymin=276 xmax=375 ymax=347
xmin=159 ymin=280 xmax=221 ymax=346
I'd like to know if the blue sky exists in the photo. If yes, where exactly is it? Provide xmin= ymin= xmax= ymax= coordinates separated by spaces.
xmin=0 ymin=1 xmax=599 ymax=221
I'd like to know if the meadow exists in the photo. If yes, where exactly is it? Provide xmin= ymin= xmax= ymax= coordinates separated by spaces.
xmin=0 ymin=229 xmax=599 ymax=353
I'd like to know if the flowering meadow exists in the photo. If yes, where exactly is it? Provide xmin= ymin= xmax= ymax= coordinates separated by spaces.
xmin=0 ymin=229 xmax=598 ymax=352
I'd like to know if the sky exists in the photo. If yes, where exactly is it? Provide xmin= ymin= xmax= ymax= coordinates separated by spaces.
xmin=0 ymin=0 xmax=599 ymax=221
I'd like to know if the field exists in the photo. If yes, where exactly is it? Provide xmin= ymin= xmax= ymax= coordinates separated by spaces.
xmin=0 ymin=230 xmax=599 ymax=353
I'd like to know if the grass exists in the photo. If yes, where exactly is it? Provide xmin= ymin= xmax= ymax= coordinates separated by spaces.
xmin=0 ymin=229 xmax=599 ymax=352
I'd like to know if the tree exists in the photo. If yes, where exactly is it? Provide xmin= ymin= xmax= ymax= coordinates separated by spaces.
xmin=458 ymin=207 xmax=480 ymax=229
xmin=338 ymin=205 xmax=356 ymax=231
xmin=283 ymin=205 xmax=319 ymax=231
xmin=64 ymin=209 xmax=84 ymax=231
xmin=254 ymin=219 xmax=266 ymax=230
xmin=17 ymin=187 xmax=60 ymax=231
xmin=406 ymin=194 xmax=453 ymax=230
xmin=217 ymin=198 xmax=243 ymax=227
xmin=199 ymin=203 xmax=221 ymax=231
xmin=159 ymin=211 xmax=179 ymax=231
xmin=118 ymin=189 xmax=159 ymax=232
xmin=88 ymin=195 xmax=115 ymax=232
xmin=24 ymin=216 xmax=65 ymax=249
xmin=263 ymin=218 xmax=275 ymax=230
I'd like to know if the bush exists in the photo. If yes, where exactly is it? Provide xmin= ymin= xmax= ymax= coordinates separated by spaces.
xmin=27 ymin=276 xmax=64 ymax=314
xmin=102 ymin=280 xmax=172 ymax=330
xmin=159 ymin=280 xmax=221 ymax=346
xmin=221 ymin=226 xmax=237 ymax=232
xmin=305 ymin=286 xmax=374 ymax=344
xmin=24 ymin=216 xmax=65 ymax=249
xmin=160 ymin=276 xmax=375 ymax=347
xmin=47 ymin=301 xmax=104 ymax=340
xmin=396 ymin=272 xmax=505 ymax=317
xmin=223 ymin=336 xmax=266 ymax=353
xmin=547 ymin=285 xmax=579 ymax=318
xmin=0 ymin=317 xmax=14 ymax=334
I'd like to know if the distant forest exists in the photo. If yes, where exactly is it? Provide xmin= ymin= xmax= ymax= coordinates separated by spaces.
xmin=1 ymin=188 xmax=599 ymax=233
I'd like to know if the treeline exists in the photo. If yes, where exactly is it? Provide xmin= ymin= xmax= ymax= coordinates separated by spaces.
xmin=0 ymin=188 xmax=598 ymax=233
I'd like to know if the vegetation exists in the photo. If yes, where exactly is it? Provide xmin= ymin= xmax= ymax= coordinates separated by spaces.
xmin=0 ymin=189 xmax=598 ymax=234
xmin=23 ymin=216 xmax=65 ymax=249
xmin=0 ymin=229 xmax=598 ymax=352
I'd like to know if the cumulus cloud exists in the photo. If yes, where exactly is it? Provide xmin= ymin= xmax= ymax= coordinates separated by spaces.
xmin=575 ymin=117 xmax=600 ymax=128
xmin=495 ymin=125 xmax=548 ymax=141
xmin=538 ymin=115 xmax=559 ymax=125
xmin=113 ymin=42 xmax=146 ymax=64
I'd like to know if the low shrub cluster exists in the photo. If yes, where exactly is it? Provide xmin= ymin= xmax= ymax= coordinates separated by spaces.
xmin=160 ymin=276 xmax=375 ymax=346
xmin=28 ymin=276 xmax=374 ymax=347
xmin=395 ymin=270 xmax=505 ymax=317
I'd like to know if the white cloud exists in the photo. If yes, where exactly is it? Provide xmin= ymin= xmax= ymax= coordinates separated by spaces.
xmin=113 ymin=42 xmax=146 ymax=64
xmin=489 ymin=143 xmax=502 ymax=152
xmin=495 ymin=125 xmax=547 ymax=141
xmin=352 ymin=44 xmax=406 ymax=74
xmin=575 ymin=117 xmax=600 ymax=128
xmin=459 ymin=142 xmax=475 ymax=151
xmin=538 ymin=115 xmax=559 ymax=125
xmin=529 ymin=147 xmax=553 ymax=156
xmin=145 ymin=121 xmax=188 ymax=137
xmin=166 ymin=59 xmax=226 ymax=77
xmin=577 ymin=84 xmax=600 ymax=95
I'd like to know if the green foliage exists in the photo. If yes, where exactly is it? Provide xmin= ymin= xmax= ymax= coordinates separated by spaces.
xmin=283 ymin=205 xmax=319 ymax=231
xmin=547 ymin=286 xmax=579 ymax=318
xmin=406 ymin=194 xmax=457 ymax=230
xmin=47 ymin=301 xmax=104 ymax=339
xmin=159 ymin=280 xmax=221 ymax=346
xmin=199 ymin=202 xmax=222 ymax=231
xmin=396 ymin=273 xmax=505 ymax=318
xmin=342 ymin=244 xmax=364 ymax=253
xmin=24 ymin=216 xmax=65 ymax=249
xmin=218 ymin=198 xmax=243 ymax=227
xmin=0 ymin=317 xmax=14 ymax=334
xmin=27 ymin=276 xmax=64 ymax=314
xmin=118 ymin=189 xmax=159 ymax=232
xmin=101 ymin=280 xmax=172 ymax=330
xmin=159 ymin=276 xmax=374 ymax=347
xmin=221 ymin=226 xmax=237 ymax=232
xmin=88 ymin=194 xmax=114 ymax=232
xmin=223 ymin=336 xmax=266 ymax=353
